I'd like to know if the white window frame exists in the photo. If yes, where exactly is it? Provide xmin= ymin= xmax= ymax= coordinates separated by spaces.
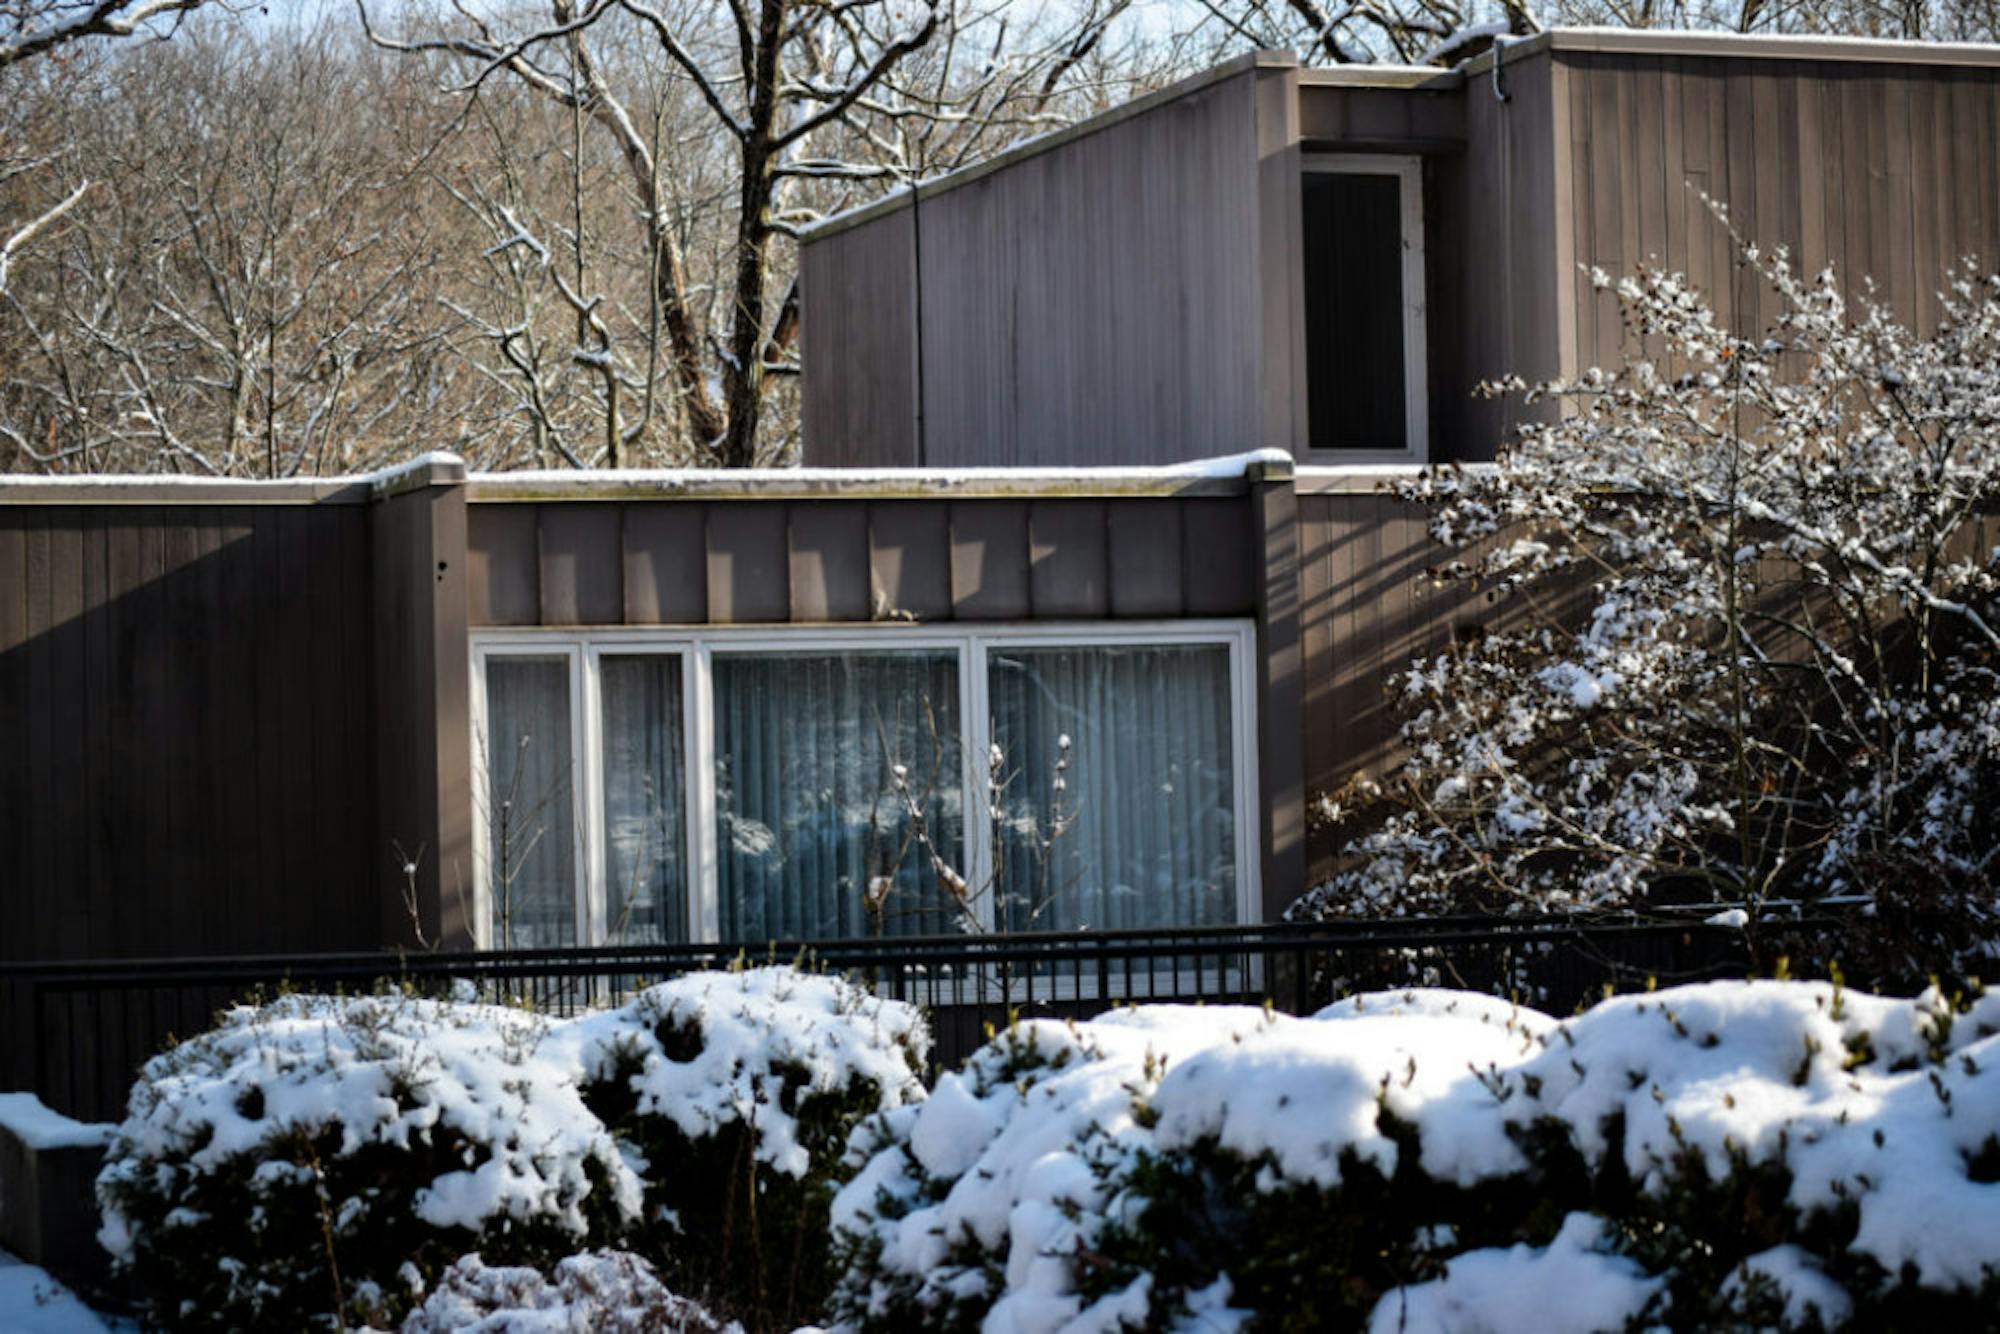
xmin=468 ymin=642 xmax=594 ymax=950
xmin=469 ymin=621 xmax=1261 ymax=950
xmin=1300 ymin=152 xmax=1429 ymax=464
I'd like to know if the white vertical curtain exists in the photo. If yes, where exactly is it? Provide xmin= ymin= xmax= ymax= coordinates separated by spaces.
xmin=712 ymin=652 xmax=963 ymax=941
xmin=986 ymin=644 xmax=1237 ymax=932
xmin=482 ymin=656 xmax=577 ymax=949
xmin=599 ymin=655 xmax=687 ymax=944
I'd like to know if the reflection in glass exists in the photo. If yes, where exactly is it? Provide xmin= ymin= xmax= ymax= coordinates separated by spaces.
xmin=600 ymin=655 xmax=688 ymax=944
xmin=713 ymin=652 xmax=963 ymax=941
xmin=987 ymin=644 xmax=1236 ymax=933
xmin=483 ymin=656 xmax=576 ymax=949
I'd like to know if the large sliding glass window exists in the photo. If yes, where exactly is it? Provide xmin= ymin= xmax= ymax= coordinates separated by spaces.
xmin=472 ymin=625 xmax=1253 ymax=950
xmin=481 ymin=655 xmax=579 ymax=950
xmin=988 ymin=644 xmax=1237 ymax=933
xmin=713 ymin=651 xmax=963 ymax=941
xmin=599 ymin=655 xmax=688 ymax=945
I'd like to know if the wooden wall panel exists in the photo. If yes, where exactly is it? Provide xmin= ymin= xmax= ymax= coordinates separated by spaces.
xmin=1560 ymin=51 xmax=2000 ymax=370
xmin=1182 ymin=498 xmax=1254 ymax=615
xmin=1454 ymin=49 xmax=1564 ymax=462
xmin=788 ymin=502 xmax=871 ymax=622
xmin=1028 ymin=501 xmax=1108 ymax=617
xmin=539 ymin=505 xmax=622 ymax=626
xmin=866 ymin=500 xmax=952 ymax=620
xmin=1106 ymin=500 xmax=1184 ymax=617
xmin=469 ymin=494 xmax=1256 ymax=629
xmin=803 ymin=67 xmax=1269 ymax=467
xmin=467 ymin=504 xmax=539 ymax=625
xmin=1297 ymin=82 xmax=1464 ymax=146
xmin=0 ymin=505 xmax=380 ymax=963
xmin=799 ymin=207 xmax=919 ymax=467
xmin=1295 ymin=492 xmax=1464 ymax=880
xmin=949 ymin=501 xmax=1031 ymax=619
xmin=373 ymin=477 xmax=473 ymax=952
xmin=624 ymin=504 xmax=707 ymax=623
xmin=706 ymin=505 xmax=791 ymax=624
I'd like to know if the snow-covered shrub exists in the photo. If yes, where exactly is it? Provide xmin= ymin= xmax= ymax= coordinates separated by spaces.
xmin=1297 ymin=235 xmax=2000 ymax=985
xmin=563 ymin=967 xmax=927 ymax=1329
xmin=401 ymin=1249 xmax=731 ymax=1333
xmin=97 ymin=990 xmax=643 ymax=1331
xmin=828 ymin=982 xmax=2000 ymax=1332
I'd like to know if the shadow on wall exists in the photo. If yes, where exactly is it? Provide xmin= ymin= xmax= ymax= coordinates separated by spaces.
xmin=0 ymin=506 xmax=388 ymax=1114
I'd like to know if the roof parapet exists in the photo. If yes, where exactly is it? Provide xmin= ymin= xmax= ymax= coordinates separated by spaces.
xmin=1465 ymin=26 xmax=2000 ymax=71
xmin=0 ymin=450 xmax=1291 ymax=505
xmin=803 ymin=50 xmax=1297 ymax=243
xmin=466 ymin=449 xmax=1292 ymax=502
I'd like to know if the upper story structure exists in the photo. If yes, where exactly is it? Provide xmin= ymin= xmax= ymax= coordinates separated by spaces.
xmin=801 ymin=30 xmax=2000 ymax=468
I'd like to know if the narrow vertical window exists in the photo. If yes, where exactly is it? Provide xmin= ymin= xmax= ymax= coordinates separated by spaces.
xmin=712 ymin=651 xmax=964 ymax=940
xmin=599 ymin=655 xmax=688 ymax=944
xmin=481 ymin=656 xmax=577 ymax=949
xmin=986 ymin=644 xmax=1237 ymax=932
xmin=1301 ymin=159 xmax=1426 ymax=456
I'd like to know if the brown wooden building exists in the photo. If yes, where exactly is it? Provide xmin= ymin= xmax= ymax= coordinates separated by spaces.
xmin=6 ymin=30 xmax=2000 ymax=1115
xmin=0 ymin=455 xmax=1300 ymax=977
xmin=803 ymin=26 xmax=2000 ymax=879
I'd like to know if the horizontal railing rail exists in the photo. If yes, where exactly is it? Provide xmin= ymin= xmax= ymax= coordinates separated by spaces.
xmin=2 ymin=912 xmax=1809 ymax=1123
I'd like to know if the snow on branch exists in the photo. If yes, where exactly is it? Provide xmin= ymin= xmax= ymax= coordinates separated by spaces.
xmin=1295 ymin=218 xmax=2000 ymax=980
xmin=0 ymin=0 xmax=205 ymax=68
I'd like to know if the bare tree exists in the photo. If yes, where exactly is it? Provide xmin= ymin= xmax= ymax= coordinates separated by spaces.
xmin=0 ymin=0 xmax=204 ymax=68
xmin=0 ymin=0 xmax=216 ymax=298
xmin=358 ymin=0 xmax=1153 ymax=467
xmin=0 ymin=18 xmax=472 ymax=473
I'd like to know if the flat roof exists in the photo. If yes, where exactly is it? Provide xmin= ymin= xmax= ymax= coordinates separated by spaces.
xmin=0 ymin=450 xmax=1293 ymax=505
xmin=1494 ymin=26 xmax=2000 ymax=69
xmin=805 ymin=28 xmax=2000 ymax=242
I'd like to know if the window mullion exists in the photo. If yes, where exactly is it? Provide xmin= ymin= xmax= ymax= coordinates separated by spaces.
xmin=573 ymin=645 xmax=603 ymax=950
xmin=468 ymin=648 xmax=491 ymax=951
xmin=965 ymin=634 xmax=997 ymax=932
xmin=690 ymin=644 xmax=720 ymax=944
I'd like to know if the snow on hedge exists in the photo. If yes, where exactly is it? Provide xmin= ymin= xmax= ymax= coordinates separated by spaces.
xmin=558 ymin=967 xmax=929 ymax=1178
xmin=1367 ymin=1213 xmax=1666 ymax=1334
xmin=97 ymin=967 xmax=925 ymax=1330
xmin=98 ymin=991 xmax=641 ymax=1258
xmin=402 ymin=1250 xmax=733 ymax=1333
xmin=829 ymin=980 xmax=2000 ymax=1331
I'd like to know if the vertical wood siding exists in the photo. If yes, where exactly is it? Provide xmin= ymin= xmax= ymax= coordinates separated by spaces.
xmin=1451 ymin=51 xmax=1565 ymax=461
xmin=466 ymin=497 xmax=1261 ymax=625
xmin=1562 ymin=52 xmax=2000 ymax=374
xmin=801 ymin=70 xmax=1268 ymax=467
xmin=1296 ymin=491 xmax=1474 ymax=880
xmin=799 ymin=208 xmax=920 ymax=466
xmin=0 ymin=505 xmax=380 ymax=964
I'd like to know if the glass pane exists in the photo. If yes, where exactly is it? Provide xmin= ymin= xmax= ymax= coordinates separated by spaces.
xmin=1302 ymin=171 xmax=1408 ymax=451
xmin=600 ymin=655 xmax=688 ymax=945
xmin=713 ymin=652 xmax=963 ymax=941
xmin=482 ymin=656 xmax=577 ymax=949
xmin=987 ymin=644 xmax=1237 ymax=932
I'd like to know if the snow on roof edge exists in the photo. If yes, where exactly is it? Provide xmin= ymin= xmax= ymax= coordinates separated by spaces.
xmin=0 ymin=449 xmax=1291 ymax=501
xmin=0 ymin=1091 xmax=114 ymax=1152
xmin=467 ymin=448 xmax=1292 ymax=489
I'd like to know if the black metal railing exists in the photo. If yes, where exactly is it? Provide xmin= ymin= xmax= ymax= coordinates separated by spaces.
xmin=1 ymin=914 xmax=1775 ymax=1123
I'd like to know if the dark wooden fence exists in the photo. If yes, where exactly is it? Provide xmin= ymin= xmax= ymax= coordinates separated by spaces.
xmin=1 ymin=915 xmax=1769 ymax=1122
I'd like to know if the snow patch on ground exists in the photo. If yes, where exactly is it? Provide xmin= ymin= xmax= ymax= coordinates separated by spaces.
xmin=0 ymin=1252 xmax=113 ymax=1334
